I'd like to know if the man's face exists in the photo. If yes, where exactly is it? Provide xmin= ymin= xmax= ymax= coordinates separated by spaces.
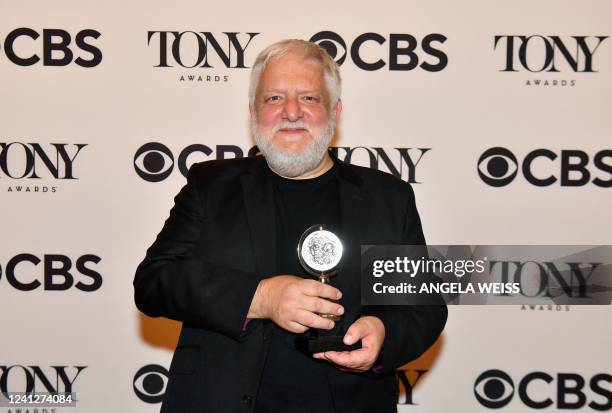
xmin=252 ymin=53 xmax=341 ymax=177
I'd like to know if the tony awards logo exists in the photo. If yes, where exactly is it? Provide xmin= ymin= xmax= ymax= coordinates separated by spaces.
xmin=296 ymin=225 xmax=361 ymax=353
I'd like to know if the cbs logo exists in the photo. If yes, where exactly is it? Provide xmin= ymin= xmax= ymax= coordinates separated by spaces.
xmin=477 ymin=147 xmax=519 ymax=187
xmin=133 ymin=142 xmax=259 ymax=182
xmin=309 ymin=30 xmax=447 ymax=71
xmin=0 ymin=253 xmax=102 ymax=292
xmin=474 ymin=370 xmax=515 ymax=408
xmin=474 ymin=369 xmax=611 ymax=410
xmin=477 ymin=147 xmax=612 ymax=187
xmin=133 ymin=364 xmax=168 ymax=403
xmin=1 ymin=28 xmax=102 ymax=67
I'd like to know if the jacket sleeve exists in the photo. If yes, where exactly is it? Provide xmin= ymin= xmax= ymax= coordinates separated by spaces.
xmin=133 ymin=164 xmax=264 ymax=342
xmin=361 ymin=184 xmax=447 ymax=375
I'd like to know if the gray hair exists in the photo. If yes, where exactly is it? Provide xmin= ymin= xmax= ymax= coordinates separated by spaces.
xmin=249 ymin=39 xmax=342 ymax=109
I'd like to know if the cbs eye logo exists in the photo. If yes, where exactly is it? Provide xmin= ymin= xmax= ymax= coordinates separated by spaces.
xmin=133 ymin=364 xmax=168 ymax=403
xmin=477 ymin=147 xmax=519 ymax=187
xmin=474 ymin=369 xmax=515 ymax=408
xmin=134 ymin=142 xmax=175 ymax=182
xmin=310 ymin=31 xmax=348 ymax=65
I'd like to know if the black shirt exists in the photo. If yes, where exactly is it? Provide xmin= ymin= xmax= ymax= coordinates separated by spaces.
xmin=254 ymin=165 xmax=340 ymax=413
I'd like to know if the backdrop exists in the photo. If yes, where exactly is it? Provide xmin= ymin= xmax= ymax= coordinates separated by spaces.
xmin=1 ymin=0 xmax=610 ymax=412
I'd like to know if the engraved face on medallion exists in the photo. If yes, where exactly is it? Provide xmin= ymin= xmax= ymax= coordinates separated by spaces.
xmin=298 ymin=226 xmax=343 ymax=275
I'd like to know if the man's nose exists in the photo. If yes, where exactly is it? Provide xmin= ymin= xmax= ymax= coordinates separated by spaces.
xmin=282 ymin=96 xmax=303 ymax=121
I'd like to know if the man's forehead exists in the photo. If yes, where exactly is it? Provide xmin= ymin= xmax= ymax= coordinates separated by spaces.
xmin=260 ymin=53 xmax=324 ymax=82
xmin=267 ymin=51 xmax=319 ymax=65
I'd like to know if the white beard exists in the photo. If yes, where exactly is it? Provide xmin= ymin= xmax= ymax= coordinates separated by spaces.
xmin=252 ymin=117 xmax=336 ymax=178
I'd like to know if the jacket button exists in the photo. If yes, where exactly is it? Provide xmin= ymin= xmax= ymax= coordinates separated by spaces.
xmin=242 ymin=394 xmax=253 ymax=405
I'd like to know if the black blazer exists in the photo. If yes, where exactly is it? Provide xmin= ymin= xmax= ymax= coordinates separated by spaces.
xmin=134 ymin=153 xmax=447 ymax=413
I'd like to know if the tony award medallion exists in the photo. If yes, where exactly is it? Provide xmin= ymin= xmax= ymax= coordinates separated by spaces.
xmin=295 ymin=224 xmax=362 ymax=354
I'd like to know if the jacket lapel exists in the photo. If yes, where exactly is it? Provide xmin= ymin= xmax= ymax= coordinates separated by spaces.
xmin=334 ymin=156 xmax=371 ymax=306
xmin=240 ymin=158 xmax=277 ymax=278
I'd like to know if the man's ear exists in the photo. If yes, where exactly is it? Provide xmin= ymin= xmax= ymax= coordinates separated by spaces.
xmin=334 ymin=99 xmax=343 ymax=121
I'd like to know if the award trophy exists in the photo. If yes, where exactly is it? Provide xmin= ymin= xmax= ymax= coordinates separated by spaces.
xmin=295 ymin=224 xmax=362 ymax=354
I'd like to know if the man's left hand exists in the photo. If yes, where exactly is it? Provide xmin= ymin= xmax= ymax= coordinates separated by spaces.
xmin=313 ymin=316 xmax=385 ymax=372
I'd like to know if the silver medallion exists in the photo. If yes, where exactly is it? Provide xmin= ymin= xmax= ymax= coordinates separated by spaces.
xmin=297 ymin=225 xmax=343 ymax=278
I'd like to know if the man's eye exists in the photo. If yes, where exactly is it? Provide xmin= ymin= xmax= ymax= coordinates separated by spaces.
xmin=303 ymin=96 xmax=319 ymax=102
xmin=267 ymin=96 xmax=281 ymax=102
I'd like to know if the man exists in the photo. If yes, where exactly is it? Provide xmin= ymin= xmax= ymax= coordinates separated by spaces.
xmin=134 ymin=39 xmax=447 ymax=413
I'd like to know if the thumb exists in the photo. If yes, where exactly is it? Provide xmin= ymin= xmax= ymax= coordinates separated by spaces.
xmin=343 ymin=319 xmax=367 ymax=345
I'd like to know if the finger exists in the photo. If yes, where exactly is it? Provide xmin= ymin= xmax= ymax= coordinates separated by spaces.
xmin=301 ymin=296 xmax=344 ymax=317
xmin=323 ymin=350 xmax=366 ymax=370
xmin=294 ymin=309 xmax=335 ymax=330
xmin=285 ymin=321 xmax=308 ymax=334
xmin=344 ymin=320 xmax=369 ymax=345
xmin=322 ymin=351 xmax=343 ymax=366
xmin=325 ymin=349 xmax=373 ymax=370
xmin=301 ymin=280 xmax=342 ymax=300
xmin=329 ymin=348 xmax=370 ymax=363
xmin=322 ymin=358 xmax=362 ymax=372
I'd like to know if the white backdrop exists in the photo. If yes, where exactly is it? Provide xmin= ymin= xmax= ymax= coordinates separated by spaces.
xmin=1 ymin=0 xmax=610 ymax=412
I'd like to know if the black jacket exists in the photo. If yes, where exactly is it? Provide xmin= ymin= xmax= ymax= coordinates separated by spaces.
xmin=134 ymin=153 xmax=447 ymax=413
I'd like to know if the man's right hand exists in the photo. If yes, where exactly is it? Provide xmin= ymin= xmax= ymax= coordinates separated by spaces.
xmin=247 ymin=275 xmax=344 ymax=334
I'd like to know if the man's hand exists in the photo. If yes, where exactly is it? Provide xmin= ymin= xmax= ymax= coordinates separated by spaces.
xmin=248 ymin=275 xmax=344 ymax=334
xmin=313 ymin=316 xmax=385 ymax=372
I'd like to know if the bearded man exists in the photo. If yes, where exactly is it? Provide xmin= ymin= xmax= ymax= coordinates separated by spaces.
xmin=134 ymin=39 xmax=447 ymax=413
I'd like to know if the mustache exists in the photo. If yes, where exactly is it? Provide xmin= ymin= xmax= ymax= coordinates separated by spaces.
xmin=271 ymin=121 xmax=312 ymax=134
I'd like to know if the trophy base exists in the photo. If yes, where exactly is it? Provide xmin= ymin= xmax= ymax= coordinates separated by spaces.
xmin=295 ymin=335 xmax=362 ymax=354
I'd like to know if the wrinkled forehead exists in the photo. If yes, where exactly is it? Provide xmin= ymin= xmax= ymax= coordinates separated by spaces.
xmin=257 ymin=53 xmax=328 ymax=94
